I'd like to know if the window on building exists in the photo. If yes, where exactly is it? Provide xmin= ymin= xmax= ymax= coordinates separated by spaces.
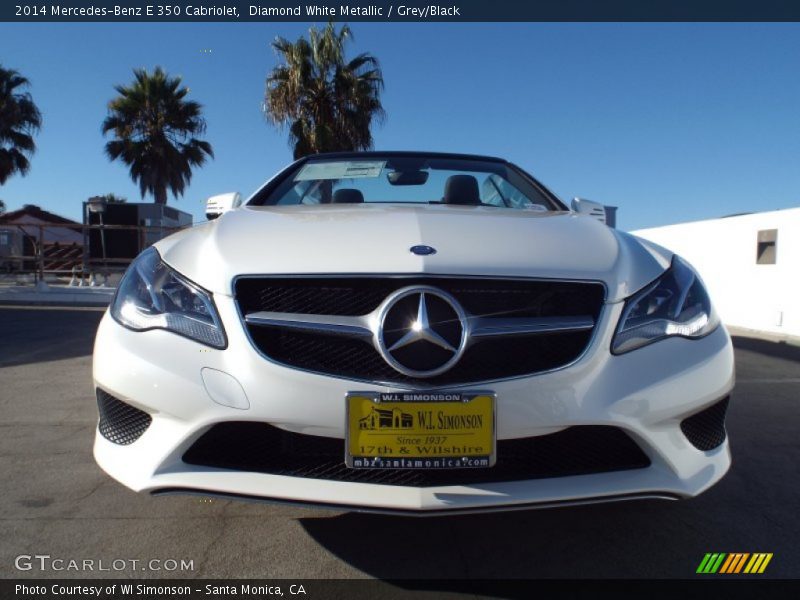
xmin=756 ymin=229 xmax=777 ymax=265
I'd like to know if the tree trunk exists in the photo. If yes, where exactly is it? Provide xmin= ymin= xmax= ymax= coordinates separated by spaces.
xmin=154 ymin=187 xmax=167 ymax=205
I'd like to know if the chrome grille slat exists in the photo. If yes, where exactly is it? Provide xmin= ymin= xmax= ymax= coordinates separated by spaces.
xmin=244 ymin=310 xmax=595 ymax=340
xmin=469 ymin=315 xmax=595 ymax=337
xmin=245 ymin=311 xmax=373 ymax=338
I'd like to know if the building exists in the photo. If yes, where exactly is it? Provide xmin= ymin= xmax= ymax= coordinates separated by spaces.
xmin=0 ymin=204 xmax=83 ymax=245
xmin=359 ymin=407 xmax=414 ymax=430
xmin=83 ymin=201 xmax=193 ymax=260
xmin=633 ymin=207 xmax=799 ymax=338
xmin=0 ymin=205 xmax=83 ymax=272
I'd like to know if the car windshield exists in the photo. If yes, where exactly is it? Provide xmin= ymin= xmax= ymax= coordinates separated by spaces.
xmin=256 ymin=155 xmax=560 ymax=210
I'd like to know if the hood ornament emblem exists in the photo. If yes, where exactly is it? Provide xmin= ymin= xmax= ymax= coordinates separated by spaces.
xmin=388 ymin=293 xmax=457 ymax=354
xmin=376 ymin=286 xmax=467 ymax=378
xmin=410 ymin=245 xmax=437 ymax=256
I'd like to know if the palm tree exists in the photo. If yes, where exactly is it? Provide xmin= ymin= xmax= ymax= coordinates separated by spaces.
xmin=0 ymin=65 xmax=42 ymax=185
xmin=99 ymin=193 xmax=127 ymax=204
xmin=102 ymin=67 xmax=213 ymax=205
xmin=264 ymin=22 xmax=385 ymax=159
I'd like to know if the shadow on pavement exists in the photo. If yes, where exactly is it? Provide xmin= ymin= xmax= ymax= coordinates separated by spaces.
xmin=0 ymin=308 xmax=104 ymax=367
xmin=731 ymin=335 xmax=800 ymax=363
xmin=298 ymin=496 xmax=725 ymax=581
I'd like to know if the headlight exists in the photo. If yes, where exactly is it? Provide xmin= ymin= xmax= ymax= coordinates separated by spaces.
xmin=612 ymin=256 xmax=719 ymax=354
xmin=110 ymin=247 xmax=226 ymax=348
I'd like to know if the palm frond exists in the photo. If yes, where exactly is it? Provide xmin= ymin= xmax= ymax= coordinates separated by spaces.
xmin=101 ymin=67 xmax=213 ymax=203
xmin=0 ymin=65 xmax=42 ymax=184
xmin=262 ymin=24 xmax=385 ymax=158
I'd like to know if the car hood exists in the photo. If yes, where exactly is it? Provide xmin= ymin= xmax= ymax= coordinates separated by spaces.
xmin=155 ymin=204 xmax=671 ymax=302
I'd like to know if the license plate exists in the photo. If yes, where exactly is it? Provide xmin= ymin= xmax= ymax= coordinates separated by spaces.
xmin=345 ymin=391 xmax=496 ymax=469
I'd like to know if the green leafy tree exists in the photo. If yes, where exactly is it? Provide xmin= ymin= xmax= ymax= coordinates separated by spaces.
xmin=264 ymin=22 xmax=385 ymax=159
xmin=0 ymin=199 xmax=6 ymax=214
xmin=0 ymin=65 xmax=42 ymax=185
xmin=102 ymin=67 xmax=213 ymax=205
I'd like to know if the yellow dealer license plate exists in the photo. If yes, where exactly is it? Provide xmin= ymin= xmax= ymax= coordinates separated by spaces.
xmin=346 ymin=391 xmax=496 ymax=469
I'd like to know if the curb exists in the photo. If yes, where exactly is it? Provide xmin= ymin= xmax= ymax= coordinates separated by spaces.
xmin=0 ymin=287 xmax=116 ymax=308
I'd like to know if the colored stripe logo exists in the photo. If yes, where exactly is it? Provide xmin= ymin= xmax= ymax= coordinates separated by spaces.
xmin=697 ymin=553 xmax=773 ymax=574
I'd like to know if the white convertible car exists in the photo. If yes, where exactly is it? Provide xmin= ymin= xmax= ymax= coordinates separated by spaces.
xmin=93 ymin=151 xmax=734 ymax=514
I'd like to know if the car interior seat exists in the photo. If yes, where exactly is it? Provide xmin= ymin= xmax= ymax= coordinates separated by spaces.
xmin=332 ymin=189 xmax=365 ymax=204
xmin=443 ymin=175 xmax=481 ymax=205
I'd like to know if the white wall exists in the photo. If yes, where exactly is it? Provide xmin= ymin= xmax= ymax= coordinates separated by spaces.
xmin=633 ymin=207 xmax=800 ymax=337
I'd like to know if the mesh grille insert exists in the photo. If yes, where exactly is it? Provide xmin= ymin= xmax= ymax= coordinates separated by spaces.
xmin=183 ymin=422 xmax=650 ymax=487
xmin=236 ymin=276 xmax=605 ymax=318
xmin=96 ymin=389 xmax=152 ymax=445
xmin=680 ymin=396 xmax=730 ymax=451
xmin=250 ymin=327 xmax=592 ymax=386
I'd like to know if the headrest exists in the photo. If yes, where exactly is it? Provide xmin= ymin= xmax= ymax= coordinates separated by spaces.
xmin=443 ymin=175 xmax=480 ymax=205
xmin=332 ymin=188 xmax=365 ymax=204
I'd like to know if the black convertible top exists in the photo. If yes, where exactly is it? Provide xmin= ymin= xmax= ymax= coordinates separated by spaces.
xmin=306 ymin=150 xmax=507 ymax=163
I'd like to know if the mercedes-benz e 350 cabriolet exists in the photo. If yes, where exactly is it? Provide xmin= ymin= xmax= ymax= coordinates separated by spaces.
xmin=93 ymin=151 xmax=734 ymax=514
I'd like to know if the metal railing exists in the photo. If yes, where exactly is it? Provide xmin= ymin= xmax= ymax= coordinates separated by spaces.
xmin=0 ymin=222 xmax=188 ymax=283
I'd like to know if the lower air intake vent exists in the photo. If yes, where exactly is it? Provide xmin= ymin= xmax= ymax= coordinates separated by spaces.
xmin=680 ymin=396 xmax=730 ymax=451
xmin=183 ymin=422 xmax=650 ymax=487
xmin=96 ymin=389 xmax=152 ymax=445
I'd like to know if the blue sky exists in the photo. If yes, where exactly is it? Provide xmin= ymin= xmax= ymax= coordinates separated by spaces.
xmin=1 ymin=22 xmax=798 ymax=231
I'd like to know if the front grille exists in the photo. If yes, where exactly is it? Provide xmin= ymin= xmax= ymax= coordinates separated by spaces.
xmin=681 ymin=396 xmax=730 ymax=451
xmin=96 ymin=389 xmax=152 ymax=445
xmin=236 ymin=277 xmax=605 ymax=385
xmin=183 ymin=422 xmax=650 ymax=487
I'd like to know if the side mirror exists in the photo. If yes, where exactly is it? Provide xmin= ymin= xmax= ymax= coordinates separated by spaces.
xmin=571 ymin=197 xmax=607 ymax=225
xmin=205 ymin=192 xmax=242 ymax=220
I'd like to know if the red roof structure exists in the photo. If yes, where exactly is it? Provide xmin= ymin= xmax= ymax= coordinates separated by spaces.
xmin=0 ymin=204 xmax=83 ymax=245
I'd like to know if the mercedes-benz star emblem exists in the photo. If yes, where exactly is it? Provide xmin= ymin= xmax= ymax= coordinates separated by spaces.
xmin=376 ymin=287 xmax=468 ymax=378
xmin=410 ymin=245 xmax=437 ymax=256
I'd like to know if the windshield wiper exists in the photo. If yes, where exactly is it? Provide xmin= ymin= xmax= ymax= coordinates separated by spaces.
xmin=427 ymin=200 xmax=502 ymax=208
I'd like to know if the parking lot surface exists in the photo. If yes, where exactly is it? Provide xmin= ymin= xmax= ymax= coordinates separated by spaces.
xmin=0 ymin=307 xmax=798 ymax=580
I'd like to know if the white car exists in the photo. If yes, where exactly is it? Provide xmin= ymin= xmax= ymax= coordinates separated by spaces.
xmin=93 ymin=151 xmax=734 ymax=514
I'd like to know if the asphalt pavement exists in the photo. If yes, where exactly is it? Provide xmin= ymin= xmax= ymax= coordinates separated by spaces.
xmin=0 ymin=307 xmax=798 ymax=581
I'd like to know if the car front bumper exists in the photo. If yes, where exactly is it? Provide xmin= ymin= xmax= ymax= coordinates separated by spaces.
xmin=93 ymin=296 xmax=734 ymax=514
